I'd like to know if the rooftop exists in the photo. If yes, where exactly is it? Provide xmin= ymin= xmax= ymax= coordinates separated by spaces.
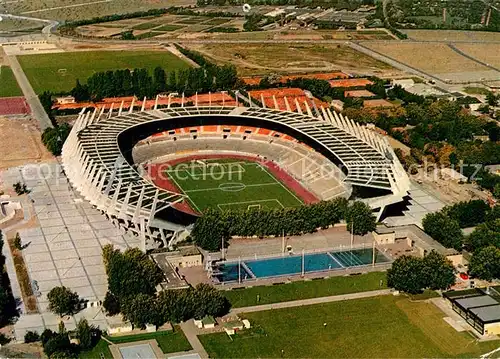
xmin=469 ymin=304 xmax=500 ymax=323
xmin=455 ymin=295 xmax=499 ymax=310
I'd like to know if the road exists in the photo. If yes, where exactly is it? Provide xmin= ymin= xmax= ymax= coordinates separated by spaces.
xmin=180 ymin=321 xmax=210 ymax=359
xmin=6 ymin=55 xmax=53 ymax=129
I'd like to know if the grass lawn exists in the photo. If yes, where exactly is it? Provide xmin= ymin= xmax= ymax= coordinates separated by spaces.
xmin=106 ymin=327 xmax=192 ymax=354
xmin=199 ymin=296 xmax=500 ymax=358
xmin=224 ymin=271 xmax=387 ymax=308
xmin=0 ymin=66 xmax=22 ymax=97
xmin=79 ymin=339 xmax=113 ymax=359
xmin=167 ymin=159 xmax=303 ymax=212
xmin=463 ymin=86 xmax=490 ymax=95
xmin=18 ymin=50 xmax=191 ymax=94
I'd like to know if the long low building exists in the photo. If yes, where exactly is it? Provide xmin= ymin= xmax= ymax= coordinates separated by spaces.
xmin=444 ymin=288 xmax=500 ymax=336
xmin=61 ymin=98 xmax=410 ymax=251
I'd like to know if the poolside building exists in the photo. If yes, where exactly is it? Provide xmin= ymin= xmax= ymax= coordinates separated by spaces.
xmin=443 ymin=287 xmax=500 ymax=335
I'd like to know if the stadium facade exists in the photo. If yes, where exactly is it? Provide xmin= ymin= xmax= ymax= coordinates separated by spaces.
xmin=62 ymin=98 xmax=410 ymax=251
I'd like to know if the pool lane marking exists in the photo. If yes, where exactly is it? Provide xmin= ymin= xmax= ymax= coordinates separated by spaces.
xmin=334 ymin=250 xmax=365 ymax=266
xmin=327 ymin=252 xmax=345 ymax=268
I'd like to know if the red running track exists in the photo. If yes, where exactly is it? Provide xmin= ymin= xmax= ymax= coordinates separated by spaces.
xmin=145 ymin=154 xmax=320 ymax=215
xmin=0 ymin=97 xmax=31 ymax=115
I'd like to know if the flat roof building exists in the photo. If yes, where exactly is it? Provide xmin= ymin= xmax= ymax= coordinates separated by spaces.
xmin=444 ymin=287 xmax=500 ymax=336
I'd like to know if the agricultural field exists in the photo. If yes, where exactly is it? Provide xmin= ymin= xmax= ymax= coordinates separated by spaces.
xmin=403 ymin=29 xmax=500 ymax=42
xmin=166 ymin=159 xmax=304 ymax=213
xmin=17 ymin=50 xmax=191 ymax=94
xmin=0 ymin=66 xmax=22 ymax=97
xmin=453 ymin=43 xmax=500 ymax=69
xmin=75 ymin=14 xmax=244 ymax=40
xmin=0 ymin=0 xmax=195 ymax=21
xmin=364 ymin=42 xmax=499 ymax=82
xmin=185 ymin=43 xmax=395 ymax=77
xmin=199 ymin=296 xmax=500 ymax=358
xmin=0 ymin=18 xmax=44 ymax=33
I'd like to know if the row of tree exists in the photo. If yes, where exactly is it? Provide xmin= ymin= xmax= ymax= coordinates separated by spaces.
xmin=27 ymin=319 xmax=101 ymax=358
xmin=387 ymin=251 xmax=455 ymax=294
xmin=422 ymin=199 xmax=496 ymax=251
xmin=191 ymin=199 xmax=376 ymax=251
xmin=422 ymin=201 xmax=500 ymax=281
xmin=0 ymin=231 xmax=18 ymax=328
xmin=70 ymin=63 xmax=238 ymax=101
xmin=102 ymin=245 xmax=230 ymax=328
xmin=197 ymin=0 xmax=373 ymax=11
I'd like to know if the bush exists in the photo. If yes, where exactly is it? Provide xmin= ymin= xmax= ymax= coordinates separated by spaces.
xmin=24 ymin=330 xmax=40 ymax=343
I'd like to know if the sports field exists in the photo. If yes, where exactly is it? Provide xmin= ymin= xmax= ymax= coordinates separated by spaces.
xmin=0 ymin=67 xmax=22 ymax=98
xmin=199 ymin=296 xmax=500 ymax=358
xmin=166 ymin=159 xmax=304 ymax=212
xmin=17 ymin=50 xmax=191 ymax=94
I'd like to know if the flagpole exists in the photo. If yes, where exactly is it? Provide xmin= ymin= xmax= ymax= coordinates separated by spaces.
xmin=238 ymin=256 xmax=241 ymax=283
xmin=301 ymin=249 xmax=305 ymax=277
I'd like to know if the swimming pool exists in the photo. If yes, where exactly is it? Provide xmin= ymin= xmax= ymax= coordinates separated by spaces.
xmin=215 ymin=248 xmax=390 ymax=282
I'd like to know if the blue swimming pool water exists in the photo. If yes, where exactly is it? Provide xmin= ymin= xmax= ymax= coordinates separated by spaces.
xmin=217 ymin=248 xmax=389 ymax=282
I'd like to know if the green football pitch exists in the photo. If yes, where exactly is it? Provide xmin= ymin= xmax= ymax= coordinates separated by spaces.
xmin=166 ymin=159 xmax=303 ymax=212
xmin=17 ymin=50 xmax=191 ymax=94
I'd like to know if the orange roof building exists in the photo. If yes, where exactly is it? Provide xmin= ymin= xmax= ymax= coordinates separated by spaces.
xmin=329 ymin=78 xmax=374 ymax=88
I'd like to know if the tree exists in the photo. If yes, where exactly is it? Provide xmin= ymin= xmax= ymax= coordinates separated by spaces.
xmin=102 ymin=291 xmax=120 ymax=316
xmin=443 ymin=200 xmax=489 ymax=228
xmin=47 ymin=286 xmax=80 ymax=316
xmin=422 ymin=212 xmax=463 ymax=250
xmin=469 ymin=246 xmax=500 ymax=281
xmin=465 ymin=223 xmax=500 ymax=253
xmin=486 ymin=91 xmax=499 ymax=107
xmin=387 ymin=256 xmax=426 ymax=294
xmin=422 ymin=251 xmax=455 ymax=290
xmin=103 ymin=246 xmax=163 ymax=300
xmin=13 ymin=233 xmax=22 ymax=250
xmin=76 ymin=319 xmax=92 ymax=349
xmin=121 ymin=294 xmax=159 ymax=329
xmin=41 ymin=124 xmax=72 ymax=156
xmin=39 ymin=91 xmax=55 ymax=122
xmin=345 ymin=201 xmax=376 ymax=235
xmin=70 ymin=80 xmax=90 ymax=102
xmin=43 ymin=333 xmax=74 ymax=358
xmin=24 ymin=331 xmax=40 ymax=343
xmin=192 ymin=283 xmax=230 ymax=319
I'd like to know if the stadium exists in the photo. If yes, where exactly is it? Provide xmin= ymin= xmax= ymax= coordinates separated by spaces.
xmin=61 ymin=98 xmax=410 ymax=251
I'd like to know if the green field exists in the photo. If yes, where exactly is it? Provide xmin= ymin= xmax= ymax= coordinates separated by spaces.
xmin=18 ymin=50 xmax=191 ymax=94
xmin=224 ymin=271 xmax=387 ymax=308
xmin=0 ymin=66 xmax=22 ymax=97
xmin=80 ymin=328 xmax=192 ymax=358
xmin=155 ymin=24 xmax=184 ymax=32
xmin=199 ymin=296 xmax=500 ymax=358
xmin=167 ymin=159 xmax=304 ymax=212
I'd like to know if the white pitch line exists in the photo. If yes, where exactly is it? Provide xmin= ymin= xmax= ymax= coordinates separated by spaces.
xmin=184 ymin=182 xmax=278 ymax=193
xmin=257 ymin=163 xmax=303 ymax=205
xmin=167 ymin=171 xmax=203 ymax=213
xmin=21 ymin=0 xmax=112 ymax=14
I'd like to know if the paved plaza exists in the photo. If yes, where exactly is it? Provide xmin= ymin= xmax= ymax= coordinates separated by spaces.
xmin=0 ymin=163 xmax=140 ymax=340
